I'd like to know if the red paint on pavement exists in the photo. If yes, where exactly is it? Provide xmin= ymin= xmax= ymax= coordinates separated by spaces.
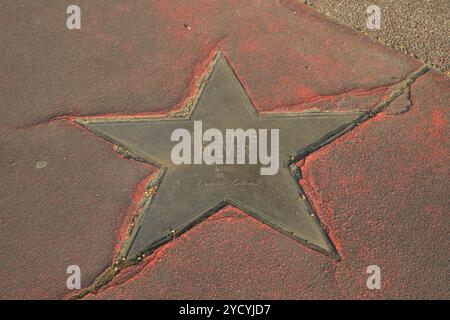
xmin=1 ymin=0 xmax=446 ymax=300
xmin=86 ymin=71 xmax=448 ymax=300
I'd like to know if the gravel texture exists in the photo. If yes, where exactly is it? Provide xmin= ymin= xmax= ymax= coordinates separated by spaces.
xmin=301 ymin=0 xmax=449 ymax=75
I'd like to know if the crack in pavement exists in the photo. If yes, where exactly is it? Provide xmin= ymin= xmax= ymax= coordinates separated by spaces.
xmin=385 ymin=86 xmax=412 ymax=115
xmin=284 ymin=65 xmax=429 ymax=166
xmin=264 ymin=84 xmax=392 ymax=112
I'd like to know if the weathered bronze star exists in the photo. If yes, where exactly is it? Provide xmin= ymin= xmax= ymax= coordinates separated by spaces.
xmin=78 ymin=53 xmax=364 ymax=260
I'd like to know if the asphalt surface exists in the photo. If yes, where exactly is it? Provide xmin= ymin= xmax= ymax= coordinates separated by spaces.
xmin=302 ymin=0 xmax=450 ymax=75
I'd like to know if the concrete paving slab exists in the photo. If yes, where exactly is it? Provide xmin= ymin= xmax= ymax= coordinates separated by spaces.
xmin=0 ymin=122 xmax=152 ymax=299
xmin=1 ymin=0 xmax=420 ymax=129
xmin=0 ymin=0 xmax=447 ymax=300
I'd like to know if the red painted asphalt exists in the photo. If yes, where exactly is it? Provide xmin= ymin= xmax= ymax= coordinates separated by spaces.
xmin=0 ymin=1 xmax=448 ymax=299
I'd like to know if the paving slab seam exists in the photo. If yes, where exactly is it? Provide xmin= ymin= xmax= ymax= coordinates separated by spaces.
xmin=65 ymin=57 xmax=429 ymax=300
